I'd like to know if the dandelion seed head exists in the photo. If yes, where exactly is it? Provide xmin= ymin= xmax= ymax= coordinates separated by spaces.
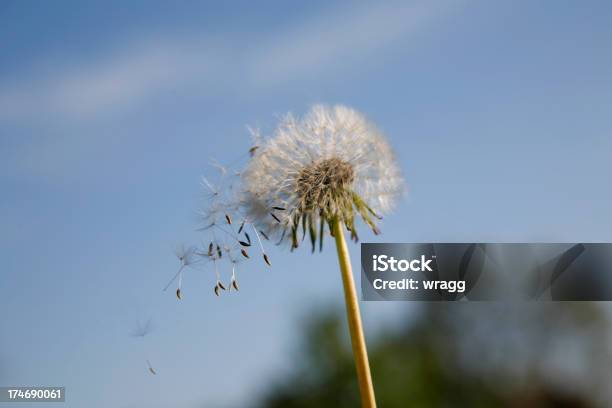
xmin=171 ymin=104 xmax=404 ymax=296
xmin=241 ymin=105 xmax=404 ymax=248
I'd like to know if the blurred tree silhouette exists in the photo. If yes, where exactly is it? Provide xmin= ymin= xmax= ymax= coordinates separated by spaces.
xmin=257 ymin=303 xmax=611 ymax=408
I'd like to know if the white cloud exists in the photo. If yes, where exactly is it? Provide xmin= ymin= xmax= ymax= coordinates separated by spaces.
xmin=0 ymin=38 xmax=224 ymax=121
xmin=0 ymin=1 xmax=462 ymax=123
xmin=249 ymin=1 xmax=458 ymax=83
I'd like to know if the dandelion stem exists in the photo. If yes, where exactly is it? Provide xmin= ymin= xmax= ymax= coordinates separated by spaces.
xmin=332 ymin=218 xmax=376 ymax=408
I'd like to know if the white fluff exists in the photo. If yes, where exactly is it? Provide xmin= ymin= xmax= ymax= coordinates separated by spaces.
xmin=240 ymin=105 xmax=404 ymax=246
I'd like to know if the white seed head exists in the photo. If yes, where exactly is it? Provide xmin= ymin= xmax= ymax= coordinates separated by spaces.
xmin=175 ymin=105 xmax=404 ymax=296
xmin=241 ymin=105 xmax=404 ymax=248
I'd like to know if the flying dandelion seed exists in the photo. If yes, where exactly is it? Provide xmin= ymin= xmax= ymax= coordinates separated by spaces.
xmin=202 ymin=239 xmax=238 ymax=297
xmin=163 ymin=245 xmax=199 ymax=297
xmin=130 ymin=321 xmax=157 ymax=376
xmin=130 ymin=319 xmax=153 ymax=338
xmin=247 ymin=125 xmax=262 ymax=157
xmin=209 ymin=159 xmax=228 ymax=175
xmin=227 ymin=249 xmax=243 ymax=292
xmin=230 ymin=275 xmax=239 ymax=291
xmin=146 ymin=360 xmax=157 ymax=375
xmin=245 ymin=224 xmax=271 ymax=267
xmin=201 ymin=176 xmax=219 ymax=199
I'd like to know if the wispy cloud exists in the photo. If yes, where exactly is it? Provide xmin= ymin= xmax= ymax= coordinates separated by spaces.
xmin=249 ymin=1 xmax=458 ymax=83
xmin=0 ymin=1 xmax=461 ymax=123
xmin=0 ymin=38 xmax=223 ymax=121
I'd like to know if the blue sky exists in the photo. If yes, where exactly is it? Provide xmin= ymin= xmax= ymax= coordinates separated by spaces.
xmin=1 ymin=1 xmax=612 ymax=407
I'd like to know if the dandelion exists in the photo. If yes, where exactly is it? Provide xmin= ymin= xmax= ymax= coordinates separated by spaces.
xmin=240 ymin=105 xmax=404 ymax=407
xmin=241 ymin=105 xmax=403 ymax=248
xmin=170 ymin=104 xmax=403 ymax=407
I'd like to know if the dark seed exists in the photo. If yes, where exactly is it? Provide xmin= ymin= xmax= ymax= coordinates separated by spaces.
xmin=271 ymin=213 xmax=281 ymax=223
xmin=272 ymin=206 xmax=285 ymax=211
xmin=291 ymin=225 xmax=298 ymax=249
xmin=214 ymin=285 xmax=220 ymax=297
xmin=238 ymin=221 xmax=245 ymax=234
xmin=208 ymin=242 xmax=214 ymax=257
xmin=259 ymin=230 xmax=269 ymax=240
xmin=249 ymin=146 xmax=259 ymax=156
xmin=301 ymin=215 xmax=307 ymax=237
xmin=238 ymin=241 xmax=251 ymax=247
xmin=176 ymin=288 xmax=182 ymax=300
xmin=241 ymin=249 xmax=250 ymax=258
xmin=217 ymin=245 xmax=222 ymax=258
xmin=319 ymin=217 xmax=324 ymax=252
xmin=232 ymin=280 xmax=239 ymax=291
xmin=218 ymin=282 xmax=226 ymax=291
xmin=263 ymin=254 xmax=271 ymax=266
xmin=245 ymin=232 xmax=251 ymax=244
xmin=225 ymin=214 xmax=232 ymax=225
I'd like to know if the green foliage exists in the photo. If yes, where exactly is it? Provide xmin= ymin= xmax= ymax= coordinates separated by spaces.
xmin=257 ymin=304 xmax=606 ymax=408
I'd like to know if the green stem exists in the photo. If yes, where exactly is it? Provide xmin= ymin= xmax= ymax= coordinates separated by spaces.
xmin=332 ymin=219 xmax=377 ymax=408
